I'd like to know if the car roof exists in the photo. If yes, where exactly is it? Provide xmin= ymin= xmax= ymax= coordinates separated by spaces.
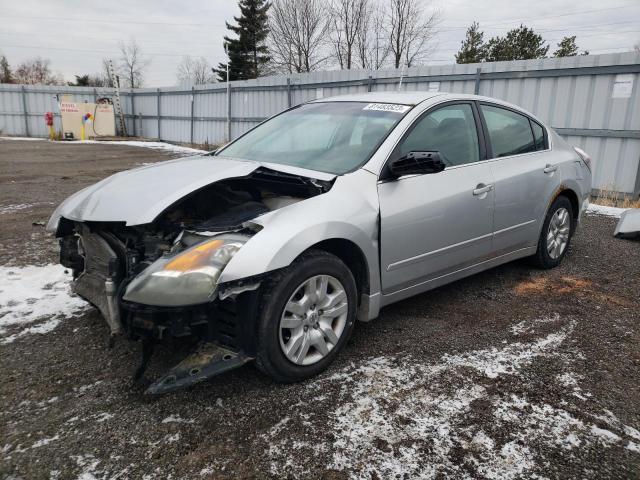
xmin=311 ymin=91 xmax=446 ymax=106
xmin=312 ymin=91 xmax=545 ymax=123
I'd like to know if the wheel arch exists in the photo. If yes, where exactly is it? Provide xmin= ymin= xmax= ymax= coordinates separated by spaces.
xmin=555 ymin=188 xmax=580 ymax=222
xmin=304 ymin=238 xmax=371 ymax=300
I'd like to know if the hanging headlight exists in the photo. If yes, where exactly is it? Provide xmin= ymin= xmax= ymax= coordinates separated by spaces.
xmin=123 ymin=234 xmax=247 ymax=307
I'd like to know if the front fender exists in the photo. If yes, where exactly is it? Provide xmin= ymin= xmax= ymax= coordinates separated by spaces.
xmin=218 ymin=169 xmax=381 ymax=296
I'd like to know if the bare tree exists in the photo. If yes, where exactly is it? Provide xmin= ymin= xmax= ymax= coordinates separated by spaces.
xmin=329 ymin=0 xmax=368 ymax=69
xmin=100 ymin=59 xmax=116 ymax=87
xmin=176 ymin=56 xmax=214 ymax=85
xmin=387 ymin=0 xmax=440 ymax=69
xmin=14 ymin=57 xmax=64 ymax=85
xmin=356 ymin=0 xmax=390 ymax=69
xmin=268 ymin=0 xmax=330 ymax=73
xmin=118 ymin=39 xmax=150 ymax=88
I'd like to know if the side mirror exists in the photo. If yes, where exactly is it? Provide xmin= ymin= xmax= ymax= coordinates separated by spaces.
xmin=388 ymin=151 xmax=446 ymax=178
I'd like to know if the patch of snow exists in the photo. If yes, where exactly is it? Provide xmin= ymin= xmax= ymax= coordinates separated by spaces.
xmin=265 ymin=323 xmax=577 ymax=479
xmin=76 ymin=381 xmax=103 ymax=394
xmin=0 ymin=201 xmax=54 ymax=215
xmin=2 ymin=319 xmax=63 ymax=344
xmin=263 ymin=318 xmax=640 ymax=478
xmin=557 ymin=372 xmax=579 ymax=388
xmin=627 ymin=441 xmax=640 ymax=453
xmin=0 ymin=264 xmax=89 ymax=343
xmin=590 ymin=426 xmax=621 ymax=445
xmin=55 ymin=139 xmax=208 ymax=156
xmin=0 ymin=204 xmax=33 ymax=215
xmin=586 ymin=203 xmax=628 ymax=218
xmin=31 ymin=434 xmax=60 ymax=448
xmin=510 ymin=313 xmax=561 ymax=336
xmin=161 ymin=414 xmax=194 ymax=424
xmin=165 ymin=433 xmax=180 ymax=443
xmin=94 ymin=412 xmax=114 ymax=423
xmin=624 ymin=425 xmax=640 ymax=441
xmin=0 ymin=136 xmax=45 ymax=141
xmin=72 ymin=454 xmax=101 ymax=480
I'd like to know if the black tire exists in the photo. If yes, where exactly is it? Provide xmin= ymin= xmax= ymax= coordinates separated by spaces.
xmin=530 ymin=195 xmax=575 ymax=269
xmin=255 ymin=249 xmax=358 ymax=383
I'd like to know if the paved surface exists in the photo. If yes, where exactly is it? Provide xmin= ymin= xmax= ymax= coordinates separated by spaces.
xmin=1 ymin=139 xmax=639 ymax=479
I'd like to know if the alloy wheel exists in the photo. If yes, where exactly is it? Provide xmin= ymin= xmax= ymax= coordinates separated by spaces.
xmin=547 ymin=207 xmax=570 ymax=259
xmin=279 ymin=274 xmax=349 ymax=366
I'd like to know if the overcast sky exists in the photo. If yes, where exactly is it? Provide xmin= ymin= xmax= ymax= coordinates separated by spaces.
xmin=0 ymin=0 xmax=638 ymax=86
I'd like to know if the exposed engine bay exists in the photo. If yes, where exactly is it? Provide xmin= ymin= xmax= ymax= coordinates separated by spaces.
xmin=54 ymin=168 xmax=332 ymax=393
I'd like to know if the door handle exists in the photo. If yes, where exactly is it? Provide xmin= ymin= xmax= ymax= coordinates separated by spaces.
xmin=544 ymin=164 xmax=558 ymax=174
xmin=472 ymin=184 xmax=493 ymax=196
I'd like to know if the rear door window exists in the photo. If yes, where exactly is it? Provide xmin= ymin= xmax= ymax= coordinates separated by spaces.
xmin=481 ymin=105 xmax=536 ymax=158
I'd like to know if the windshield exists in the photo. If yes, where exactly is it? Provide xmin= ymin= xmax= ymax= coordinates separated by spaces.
xmin=217 ymin=102 xmax=411 ymax=174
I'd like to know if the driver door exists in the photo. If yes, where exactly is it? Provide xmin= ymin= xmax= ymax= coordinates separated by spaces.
xmin=378 ymin=102 xmax=495 ymax=294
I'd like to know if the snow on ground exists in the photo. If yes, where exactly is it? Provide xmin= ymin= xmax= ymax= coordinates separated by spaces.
xmin=0 ymin=202 xmax=54 ymax=215
xmin=57 ymin=139 xmax=208 ymax=155
xmin=1 ymin=136 xmax=207 ymax=155
xmin=586 ymin=204 xmax=628 ymax=218
xmin=0 ymin=264 xmax=89 ymax=343
xmin=263 ymin=315 xmax=640 ymax=479
xmin=0 ymin=204 xmax=34 ymax=215
xmin=0 ymin=136 xmax=45 ymax=141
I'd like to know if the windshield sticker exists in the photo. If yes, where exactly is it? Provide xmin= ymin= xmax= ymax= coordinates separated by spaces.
xmin=363 ymin=103 xmax=411 ymax=113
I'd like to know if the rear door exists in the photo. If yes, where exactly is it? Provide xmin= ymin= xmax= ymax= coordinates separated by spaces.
xmin=479 ymin=103 xmax=561 ymax=256
xmin=378 ymin=102 xmax=495 ymax=294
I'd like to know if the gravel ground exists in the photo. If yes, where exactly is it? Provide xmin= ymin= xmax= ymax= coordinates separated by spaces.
xmin=0 ymin=139 xmax=639 ymax=479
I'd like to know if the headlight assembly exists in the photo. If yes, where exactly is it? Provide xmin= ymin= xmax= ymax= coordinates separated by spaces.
xmin=123 ymin=234 xmax=247 ymax=307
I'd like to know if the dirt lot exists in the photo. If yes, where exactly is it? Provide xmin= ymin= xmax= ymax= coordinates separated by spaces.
xmin=1 ymin=138 xmax=639 ymax=479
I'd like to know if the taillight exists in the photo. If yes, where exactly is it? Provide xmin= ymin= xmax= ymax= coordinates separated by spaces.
xmin=573 ymin=146 xmax=592 ymax=172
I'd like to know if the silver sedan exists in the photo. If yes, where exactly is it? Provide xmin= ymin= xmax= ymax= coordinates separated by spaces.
xmin=48 ymin=92 xmax=592 ymax=393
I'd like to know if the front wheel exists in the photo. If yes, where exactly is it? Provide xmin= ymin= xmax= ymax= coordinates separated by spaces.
xmin=530 ymin=195 xmax=575 ymax=269
xmin=255 ymin=250 xmax=357 ymax=383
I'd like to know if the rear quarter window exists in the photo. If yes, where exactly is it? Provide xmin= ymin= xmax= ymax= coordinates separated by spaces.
xmin=530 ymin=120 xmax=547 ymax=150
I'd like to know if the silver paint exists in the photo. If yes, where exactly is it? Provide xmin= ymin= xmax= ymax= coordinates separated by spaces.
xmin=49 ymin=93 xmax=593 ymax=321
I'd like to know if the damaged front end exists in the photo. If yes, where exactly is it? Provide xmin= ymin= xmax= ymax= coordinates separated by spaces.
xmin=52 ymin=167 xmax=331 ymax=393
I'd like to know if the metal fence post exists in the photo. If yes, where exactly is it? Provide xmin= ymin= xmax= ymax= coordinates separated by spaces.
xmin=226 ymin=82 xmax=232 ymax=142
xmin=367 ymin=75 xmax=373 ymax=92
xmin=474 ymin=67 xmax=482 ymax=95
xmin=156 ymin=88 xmax=161 ymax=140
xmin=286 ymin=78 xmax=292 ymax=108
xmin=21 ymin=86 xmax=30 ymax=137
xmin=130 ymin=90 xmax=137 ymax=137
xmin=190 ymin=86 xmax=195 ymax=144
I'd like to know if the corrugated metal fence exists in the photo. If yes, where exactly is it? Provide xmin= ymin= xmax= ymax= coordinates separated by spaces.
xmin=1 ymin=52 xmax=639 ymax=196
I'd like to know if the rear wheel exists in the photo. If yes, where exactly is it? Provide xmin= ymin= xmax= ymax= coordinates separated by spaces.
xmin=530 ymin=195 xmax=575 ymax=269
xmin=255 ymin=250 xmax=357 ymax=382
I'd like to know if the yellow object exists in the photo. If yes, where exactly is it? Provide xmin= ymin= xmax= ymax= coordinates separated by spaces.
xmin=48 ymin=125 xmax=55 ymax=140
xmin=81 ymin=124 xmax=85 ymax=141
xmin=163 ymin=239 xmax=224 ymax=272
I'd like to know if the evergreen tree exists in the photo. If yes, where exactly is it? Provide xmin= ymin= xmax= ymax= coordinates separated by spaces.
xmin=214 ymin=0 xmax=271 ymax=81
xmin=485 ymin=25 xmax=549 ymax=61
xmin=554 ymin=36 xmax=588 ymax=57
xmin=455 ymin=22 xmax=486 ymax=64
xmin=68 ymin=74 xmax=107 ymax=87
xmin=0 ymin=55 xmax=13 ymax=83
